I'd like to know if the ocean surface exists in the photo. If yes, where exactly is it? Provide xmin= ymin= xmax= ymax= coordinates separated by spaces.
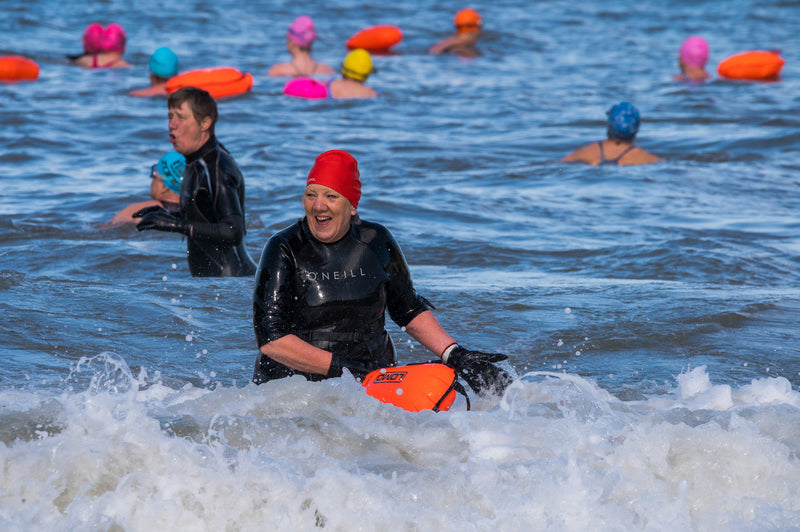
xmin=2 ymin=0 xmax=800 ymax=530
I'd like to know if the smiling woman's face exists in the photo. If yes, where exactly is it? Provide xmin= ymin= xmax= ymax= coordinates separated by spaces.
xmin=303 ymin=184 xmax=356 ymax=243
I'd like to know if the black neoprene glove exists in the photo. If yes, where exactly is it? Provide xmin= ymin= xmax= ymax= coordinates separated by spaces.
xmin=134 ymin=208 xmax=189 ymax=235
xmin=327 ymin=353 xmax=370 ymax=381
xmin=443 ymin=344 xmax=513 ymax=396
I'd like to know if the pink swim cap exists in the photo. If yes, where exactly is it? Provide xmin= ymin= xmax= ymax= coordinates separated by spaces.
xmin=82 ymin=23 xmax=104 ymax=54
xmin=101 ymin=23 xmax=127 ymax=53
xmin=679 ymin=36 xmax=709 ymax=68
xmin=287 ymin=16 xmax=316 ymax=48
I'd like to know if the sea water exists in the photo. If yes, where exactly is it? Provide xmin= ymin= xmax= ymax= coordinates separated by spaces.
xmin=2 ymin=0 xmax=800 ymax=530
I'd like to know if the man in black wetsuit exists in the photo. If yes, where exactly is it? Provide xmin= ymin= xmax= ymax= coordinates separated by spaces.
xmin=135 ymin=87 xmax=257 ymax=277
xmin=252 ymin=150 xmax=511 ymax=396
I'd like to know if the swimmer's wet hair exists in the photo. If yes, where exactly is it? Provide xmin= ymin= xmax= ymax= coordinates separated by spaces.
xmin=168 ymin=86 xmax=218 ymax=135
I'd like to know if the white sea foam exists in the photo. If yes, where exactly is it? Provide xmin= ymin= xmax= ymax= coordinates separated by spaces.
xmin=2 ymin=357 xmax=799 ymax=530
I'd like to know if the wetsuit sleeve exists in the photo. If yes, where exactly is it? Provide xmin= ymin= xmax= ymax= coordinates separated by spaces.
xmin=187 ymin=213 xmax=245 ymax=245
xmin=188 ymin=157 xmax=247 ymax=244
xmin=253 ymin=235 xmax=296 ymax=347
xmin=384 ymin=230 xmax=433 ymax=327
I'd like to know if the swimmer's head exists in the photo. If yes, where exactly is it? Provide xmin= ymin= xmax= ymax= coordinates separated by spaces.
xmin=454 ymin=8 xmax=482 ymax=34
xmin=341 ymin=48 xmax=373 ymax=82
xmin=306 ymin=150 xmax=361 ymax=208
xmin=83 ymin=23 xmax=104 ymax=54
xmin=153 ymin=151 xmax=186 ymax=194
xmin=607 ymin=102 xmax=640 ymax=142
xmin=168 ymin=86 xmax=218 ymax=137
xmin=101 ymin=23 xmax=127 ymax=54
xmin=287 ymin=16 xmax=317 ymax=49
xmin=149 ymin=47 xmax=179 ymax=78
xmin=679 ymin=36 xmax=709 ymax=69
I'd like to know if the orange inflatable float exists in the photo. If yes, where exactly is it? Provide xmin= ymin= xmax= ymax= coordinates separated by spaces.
xmin=717 ymin=50 xmax=785 ymax=81
xmin=0 ymin=55 xmax=39 ymax=82
xmin=165 ymin=67 xmax=253 ymax=99
xmin=362 ymin=363 xmax=469 ymax=412
xmin=346 ymin=25 xmax=403 ymax=52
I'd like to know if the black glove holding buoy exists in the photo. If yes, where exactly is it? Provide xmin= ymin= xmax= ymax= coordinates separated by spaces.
xmin=442 ymin=344 xmax=512 ymax=396
xmin=134 ymin=206 xmax=189 ymax=235
xmin=327 ymin=353 xmax=370 ymax=381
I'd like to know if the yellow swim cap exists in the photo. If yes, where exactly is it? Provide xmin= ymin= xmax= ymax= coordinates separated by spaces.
xmin=341 ymin=48 xmax=373 ymax=82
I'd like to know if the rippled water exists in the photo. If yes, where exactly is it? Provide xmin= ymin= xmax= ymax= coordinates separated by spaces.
xmin=2 ymin=0 xmax=800 ymax=529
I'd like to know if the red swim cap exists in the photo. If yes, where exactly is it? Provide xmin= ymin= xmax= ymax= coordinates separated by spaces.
xmin=454 ymin=8 xmax=482 ymax=34
xmin=306 ymin=150 xmax=361 ymax=208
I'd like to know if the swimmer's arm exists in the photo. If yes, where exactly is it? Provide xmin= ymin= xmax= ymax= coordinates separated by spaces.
xmin=404 ymin=310 xmax=457 ymax=359
xmin=187 ymin=213 xmax=245 ymax=244
xmin=260 ymin=334 xmax=335 ymax=375
xmin=109 ymin=200 xmax=161 ymax=225
xmin=428 ymin=37 xmax=457 ymax=55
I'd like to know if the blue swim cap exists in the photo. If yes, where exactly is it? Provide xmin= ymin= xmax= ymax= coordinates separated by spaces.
xmin=149 ymin=47 xmax=178 ymax=78
xmin=155 ymin=151 xmax=186 ymax=193
xmin=607 ymin=102 xmax=640 ymax=141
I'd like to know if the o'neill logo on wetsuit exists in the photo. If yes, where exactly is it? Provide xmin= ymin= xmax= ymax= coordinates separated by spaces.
xmin=305 ymin=268 xmax=367 ymax=282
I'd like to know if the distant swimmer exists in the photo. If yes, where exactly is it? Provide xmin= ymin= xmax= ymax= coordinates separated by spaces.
xmin=252 ymin=149 xmax=512 ymax=397
xmin=69 ymin=23 xmax=131 ymax=69
xmin=129 ymin=47 xmax=179 ymax=97
xmin=104 ymin=152 xmax=184 ymax=227
xmin=563 ymin=102 xmax=662 ymax=166
xmin=428 ymin=8 xmax=482 ymax=58
xmin=134 ymin=87 xmax=257 ymax=277
xmin=674 ymin=36 xmax=711 ymax=83
xmin=326 ymin=48 xmax=377 ymax=99
xmin=267 ymin=16 xmax=335 ymax=77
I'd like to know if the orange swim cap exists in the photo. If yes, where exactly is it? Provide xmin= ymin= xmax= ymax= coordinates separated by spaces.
xmin=454 ymin=8 xmax=482 ymax=34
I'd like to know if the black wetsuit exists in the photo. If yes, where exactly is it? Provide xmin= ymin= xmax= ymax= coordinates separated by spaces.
xmin=180 ymin=137 xmax=257 ymax=277
xmin=252 ymin=217 xmax=432 ymax=384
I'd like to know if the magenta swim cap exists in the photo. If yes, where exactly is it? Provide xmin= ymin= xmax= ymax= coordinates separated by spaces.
xmin=101 ymin=23 xmax=127 ymax=53
xmin=287 ymin=16 xmax=316 ymax=48
xmin=679 ymin=36 xmax=709 ymax=68
xmin=83 ymin=23 xmax=104 ymax=54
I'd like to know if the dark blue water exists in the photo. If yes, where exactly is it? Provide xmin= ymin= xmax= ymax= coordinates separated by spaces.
xmin=2 ymin=0 xmax=800 ymax=529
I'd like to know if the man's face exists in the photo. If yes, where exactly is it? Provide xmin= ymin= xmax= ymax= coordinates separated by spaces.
xmin=168 ymin=101 xmax=210 ymax=155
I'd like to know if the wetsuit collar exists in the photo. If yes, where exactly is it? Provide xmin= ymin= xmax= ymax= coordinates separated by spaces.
xmin=184 ymin=136 xmax=218 ymax=164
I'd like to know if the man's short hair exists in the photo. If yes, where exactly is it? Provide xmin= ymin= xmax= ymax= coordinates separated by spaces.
xmin=168 ymin=87 xmax=218 ymax=136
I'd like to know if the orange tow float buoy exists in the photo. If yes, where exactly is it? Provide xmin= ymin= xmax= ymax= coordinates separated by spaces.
xmin=346 ymin=25 xmax=403 ymax=52
xmin=717 ymin=50 xmax=785 ymax=81
xmin=362 ymin=363 xmax=469 ymax=412
xmin=165 ymin=67 xmax=254 ymax=99
xmin=0 ymin=55 xmax=40 ymax=82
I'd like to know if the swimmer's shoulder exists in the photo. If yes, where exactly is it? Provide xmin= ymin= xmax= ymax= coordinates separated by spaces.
xmin=267 ymin=63 xmax=294 ymax=77
xmin=563 ymin=142 xmax=602 ymax=165
xmin=618 ymin=147 xmax=663 ymax=166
